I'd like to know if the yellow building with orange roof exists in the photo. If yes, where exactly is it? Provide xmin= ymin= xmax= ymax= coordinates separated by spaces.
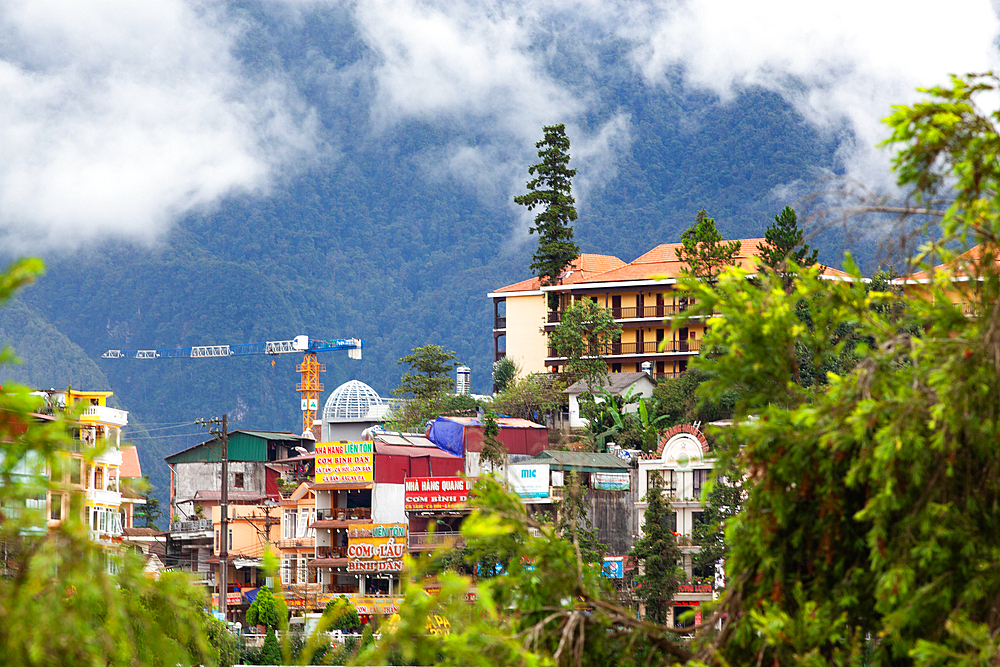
xmin=490 ymin=241 xmax=850 ymax=380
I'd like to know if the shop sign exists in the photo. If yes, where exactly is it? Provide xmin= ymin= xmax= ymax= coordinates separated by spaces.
xmin=602 ymin=556 xmax=624 ymax=578
xmin=315 ymin=441 xmax=373 ymax=484
xmin=508 ymin=464 xmax=549 ymax=498
xmin=347 ymin=523 xmax=407 ymax=572
xmin=676 ymin=582 xmax=712 ymax=593
xmin=593 ymin=472 xmax=630 ymax=491
xmin=211 ymin=592 xmax=243 ymax=607
xmin=280 ymin=595 xmax=306 ymax=608
xmin=404 ymin=477 xmax=475 ymax=510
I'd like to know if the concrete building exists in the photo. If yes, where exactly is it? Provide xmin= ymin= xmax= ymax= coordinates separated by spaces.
xmin=490 ymin=241 xmax=850 ymax=378
xmin=636 ymin=424 xmax=717 ymax=626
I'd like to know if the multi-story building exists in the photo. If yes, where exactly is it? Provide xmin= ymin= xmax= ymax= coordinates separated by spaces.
xmin=490 ymin=241 xmax=849 ymax=379
xmin=636 ymin=424 xmax=717 ymax=626
xmin=31 ymin=389 xmax=131 ymax=546
xmin=164 ymin=430 xmax=315 ymax=604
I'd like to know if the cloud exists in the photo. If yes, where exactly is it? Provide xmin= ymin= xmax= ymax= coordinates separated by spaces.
xmin=0 ymin=1 xmax=318 ymax=252
xmin=621 ymin=0 xmax=1000 ymax=190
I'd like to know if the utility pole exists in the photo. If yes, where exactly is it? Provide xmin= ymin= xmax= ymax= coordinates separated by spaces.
xmin=197 ymin=414 xmax=229 ymax=621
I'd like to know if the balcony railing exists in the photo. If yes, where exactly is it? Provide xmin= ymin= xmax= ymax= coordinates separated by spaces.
xmin=81 ymin=405 xmax=129 ymax=427
xmin=547 ymin=339 xmax=701 ymax=358
xmin=547 ymin=302 xmax=716 ymax=324
xmin=494 ymin=316 xmax=507 ymax=329
xmin=170 ymin=519 xmax=214 ymax=533
xmin=316 ymin=545 xmax=348 ymax=559
xmin=316 ymin=507 xmax=371 ymax=521
xmin=277 ymin=537 xmax=315 ymax=549
xmin=408 ymin=532 xmax=464 ymax=550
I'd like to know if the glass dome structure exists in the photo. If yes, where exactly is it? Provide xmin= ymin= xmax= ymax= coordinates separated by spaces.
xmin=322 ymin=380 xmax=385 ymax=421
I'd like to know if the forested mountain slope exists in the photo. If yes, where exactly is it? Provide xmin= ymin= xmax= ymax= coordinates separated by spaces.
xmin=0 ymin=5 xmax=852 ymax=513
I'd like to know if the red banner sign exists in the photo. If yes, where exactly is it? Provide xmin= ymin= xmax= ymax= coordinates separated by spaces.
xmin=404 ymin=477 xmax=474 ymax=511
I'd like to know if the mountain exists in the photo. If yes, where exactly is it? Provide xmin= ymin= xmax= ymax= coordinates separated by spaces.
xmin=0 ymin=7 xmax=855 ymax=514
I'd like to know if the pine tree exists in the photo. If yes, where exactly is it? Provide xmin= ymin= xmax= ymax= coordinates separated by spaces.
xmin=514 ymin=124 xmax=580 ymax=310
xmin=630 ymin=474 xmax=682 ymax=624
xmin=479 ymin=410 xmax=507 ymax=474
xmin=675 ymin=209 xmax=741 ymax=282
xmin=758 ymin=206 xmax=819 ymax=289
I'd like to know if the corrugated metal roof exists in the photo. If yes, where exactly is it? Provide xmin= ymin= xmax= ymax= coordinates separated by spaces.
xmin=374 ymin=442 xmax=462 ymax=459
xmin=522 ymin=450 xmax=631 ymax=473
xmin=164 ymin=430 xmax=311 ymax=464
xmin=564 ymin=372 xmax=655 ymax=395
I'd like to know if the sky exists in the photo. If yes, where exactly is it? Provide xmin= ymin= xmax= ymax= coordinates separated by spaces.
xmin=1 ymin=0 xmax=998 ymax=251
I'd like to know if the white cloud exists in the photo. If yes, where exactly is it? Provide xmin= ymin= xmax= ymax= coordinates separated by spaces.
xmin=0 ymin=1 xmax=317 ymax=251
xmin=621 ymin=0 xmax=1000 ymax=190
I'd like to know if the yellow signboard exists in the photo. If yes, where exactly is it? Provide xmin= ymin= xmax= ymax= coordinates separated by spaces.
xmin=315 ymin=441 xmax=373 ymax=484
xmin=347 ymin=523 xmax=407 ymax=572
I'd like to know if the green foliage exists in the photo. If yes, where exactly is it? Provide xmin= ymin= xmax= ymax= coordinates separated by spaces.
xmin=202 ymin=614 xmax=240 ymax=667
xmin=258 ymin=628 xmax=280 ymax=665
xmin=675 ymin=209 xmax=742 ymax=281
xmin=246 ymin=586 xmax=284 ymax=631
xmin=489 ymin=372 xmax=566 ymax=424
xmin=630 ymin=475 xmax=683 ymax=625
xmin=663 ymin=75 xmax=1000 ymax=662
xmin=385 ymin=392 xmax=483 ymax=433
xmin=324 ymin=595 xmax=361 ymax=630
xmin=479 ymin=410 xmax=507 ymax=473
xmin=514 ymin=123 xmax=580 ymax=310
xmin=758 ymin=206 xmax=819 ymax=286
xmin=492 ymin=356 xmax=519 ymax=394
xmin=393 ymin=344 xmax=460 ymax=399
xmin=652 ymin=369 xmax=737 ymax=429
xmin=359 ymin=475 xmax=692 ymax=666
xmin=0 ymin=257 xmax=224 ymax=667
xmin=580 ymin=386 xmax=667 ymax=452
xmin=691 ymin=472 xmax=745 ymax=579
xmin=556 ymin=473 xmax=607 ymax=565
xmin=131 ymin=475 xmax=163 ymax=529
xmin=548 ymin=300 xmax=622 ymax=388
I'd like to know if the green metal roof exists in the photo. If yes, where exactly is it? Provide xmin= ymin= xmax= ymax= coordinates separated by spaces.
xmin=164 ymin=430 xmax=309 ymax=464
xmin=521 ymin=450 xmax=632 ymax=473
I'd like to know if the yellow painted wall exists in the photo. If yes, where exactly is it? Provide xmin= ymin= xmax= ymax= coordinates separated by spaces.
xmin=504 ymin=293 xmax=549 ymax=375
xmin=213 ymin=504 xmax=282 ymax=556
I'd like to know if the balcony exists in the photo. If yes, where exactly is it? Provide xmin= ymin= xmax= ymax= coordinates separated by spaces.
xmin=86 ymin=488 xmax=122 ymax=506
xmin=277 ymin=537 xmax=315 ymax=549
xmin=170 ymin=519 xmax=214 ymax=533
xmin=547 ymin=302 xmax=717 ymax=324
xmin=81 ymin=405 xmax=128 ymax=427
xmin=315 ymin=507 xmax=371 ymax=522
xmin=407 ymin=532 xmax=464 ymax=551
xmin=494 ymin=316 xmax=507 ymax=329
xmin=316 ymin=545 xmax=348 ymax=559
xmin=547 ymin=338 xmax=701 ymax=360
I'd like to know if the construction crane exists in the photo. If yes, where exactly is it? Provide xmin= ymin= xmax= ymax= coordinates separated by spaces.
xmin=102 ymin=335 xmax=364 ymax=435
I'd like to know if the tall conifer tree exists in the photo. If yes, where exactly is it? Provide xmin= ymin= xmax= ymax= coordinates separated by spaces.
xmin=515 ymin=124 xmax=580 ymax=310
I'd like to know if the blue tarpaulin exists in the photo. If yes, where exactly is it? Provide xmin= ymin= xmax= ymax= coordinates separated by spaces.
xmin=427 ymin=416 xmax=466 ymax=457
xmin=243 ymin=587 xmax=260 ymax=604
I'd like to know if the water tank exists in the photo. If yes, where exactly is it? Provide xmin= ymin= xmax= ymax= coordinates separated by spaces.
xmin=456 ymin=366 xmax=471 ymax=395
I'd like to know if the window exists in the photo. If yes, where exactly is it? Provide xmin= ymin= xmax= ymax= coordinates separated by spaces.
xmin=649 ymin=469 xmax=677 ymax=495
xmin=284 ymin=510 xmax=297 ymax=539
xmin=234 ymin=472 xmax=244 ymax=488
xmin=692 ymin=511 xmax=705 ymax=529
xmin=70 ymin=458 xmax=81 ymax=485
xmin=298 ymin=556 xmax=308 ymax=583
xmin=95 ymin=467 xmax=104 ymax=491
xmin=692 ymin=469 xmax=710 ymax=498
xmin=282 ymin=555 xmax=296 ymax=585
xmin=50 ymin=494 xmax=62 ymax=521
xmin=215 ymin=530 xmax=219 ymax=552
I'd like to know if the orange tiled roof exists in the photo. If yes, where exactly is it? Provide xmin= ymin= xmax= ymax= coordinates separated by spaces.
xmin=493 ymin=253 xmax=626 ymax=292
xmin=577 ymin=239 xmax=768 ymax=283
xmin=903 ymin=245 xmax=997 ymax=282
xmin=120 ymin=445 xmax=142 ymax=478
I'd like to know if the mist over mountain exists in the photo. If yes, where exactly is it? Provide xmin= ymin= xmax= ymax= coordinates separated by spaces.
xmin=2 ymin=1 xmax=996 ymax=512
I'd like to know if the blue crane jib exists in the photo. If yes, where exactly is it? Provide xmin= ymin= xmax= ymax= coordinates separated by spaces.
xmin=102 ymin=335 xmax=363 ymax=360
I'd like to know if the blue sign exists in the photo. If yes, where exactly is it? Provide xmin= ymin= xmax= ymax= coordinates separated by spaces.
xmin=602 ymin=556 xmax=624 ymax=578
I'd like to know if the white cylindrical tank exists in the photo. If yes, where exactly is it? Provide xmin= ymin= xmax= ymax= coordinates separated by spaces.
xmin=456 ymin=366 xmax=471 ymax=395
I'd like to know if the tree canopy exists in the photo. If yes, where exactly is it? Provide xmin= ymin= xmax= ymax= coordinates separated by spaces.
xmin=514 ymin=123 xmax=580 ymax=310
xmin=392 ymin=344 xmax=459 ymax=399
xmin=548 ymin=300 xmax=622 ymax=389
xmin=675 ymin=210 xmax=741 ymax=281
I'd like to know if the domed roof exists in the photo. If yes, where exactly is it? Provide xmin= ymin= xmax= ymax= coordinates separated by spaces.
xmin=322 ymin=380 xmax=384 ymax=421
